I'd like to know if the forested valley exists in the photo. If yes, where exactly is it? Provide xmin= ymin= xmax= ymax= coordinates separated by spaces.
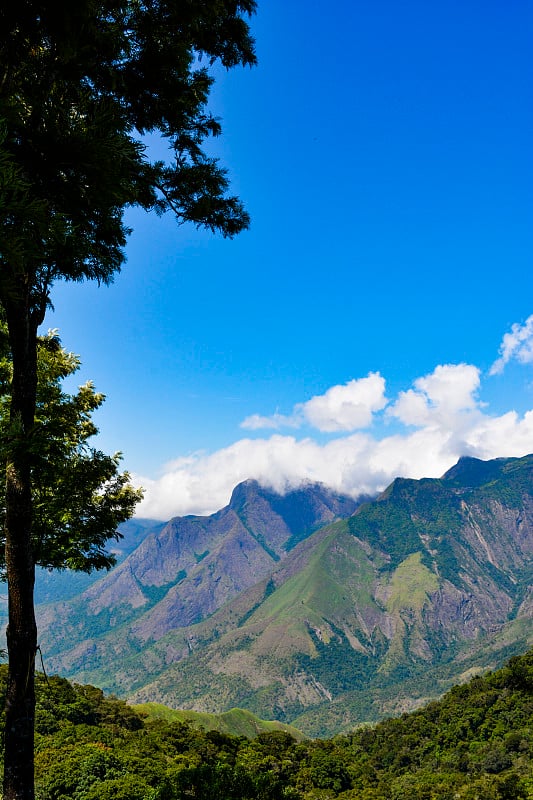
xmin=1 ymin=648 xmax=531 ymax=800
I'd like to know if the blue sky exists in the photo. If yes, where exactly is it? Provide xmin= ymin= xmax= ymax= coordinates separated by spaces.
xmin=47 ymin=0 xmax=533 ymax=518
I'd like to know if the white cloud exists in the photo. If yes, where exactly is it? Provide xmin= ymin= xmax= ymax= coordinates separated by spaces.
xmin=490 ymin=315 xmax=533 ymax=375
xmin=390 ymin=364 xmax=481 ymax=428
xmin=240 ymin=412 xmax=300 ymax=431
xmin=136 ymin=362 xmax=533 ymax=520
xmin=302 ymin=373 xmax=387 ymax=432
xmin=241 ymin=373 xmax=387 ymax=433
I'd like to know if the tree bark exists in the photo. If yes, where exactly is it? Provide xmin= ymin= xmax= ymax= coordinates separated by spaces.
xmin=3 ymin=301 xmax=38 ymax=800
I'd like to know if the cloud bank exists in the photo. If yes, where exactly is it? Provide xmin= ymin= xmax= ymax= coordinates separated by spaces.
xmin=136 ymin=338 xmax=533 ymax=520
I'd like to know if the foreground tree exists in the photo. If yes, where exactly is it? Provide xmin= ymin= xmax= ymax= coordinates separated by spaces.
xmin=0 ymin=2 xmax=256 ymax=797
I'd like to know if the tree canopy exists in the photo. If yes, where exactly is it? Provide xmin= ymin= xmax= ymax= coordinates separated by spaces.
xmin=1 ymin=647 xmax=532 ymax=800
xmin=0 ymin=0 xmax=256 ymax=324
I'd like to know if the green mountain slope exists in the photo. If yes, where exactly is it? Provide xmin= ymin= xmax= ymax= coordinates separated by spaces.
xmin=124 ymin=455 xmax=533 ymax=735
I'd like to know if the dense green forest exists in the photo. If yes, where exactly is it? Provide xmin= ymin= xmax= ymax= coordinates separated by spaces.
xmin=0 ymin=649 xmax=531 ymax=799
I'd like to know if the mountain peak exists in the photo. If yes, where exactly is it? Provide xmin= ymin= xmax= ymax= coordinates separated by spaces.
xmin=228 ymin=479 xmax=262 ymax=510
xmin=228 ymin=479 xmax=361 ymax=545
xmin=442 ymin=455 xmax=510 ymax=486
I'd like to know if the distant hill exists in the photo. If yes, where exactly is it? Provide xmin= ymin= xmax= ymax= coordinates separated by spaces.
xmin=37 ymin=456 xmax=533 ymax=736
xmin=132 ymin=702 xmax=304 ymax=740
xmin=0 ymin=518 xmax=165 ymax=631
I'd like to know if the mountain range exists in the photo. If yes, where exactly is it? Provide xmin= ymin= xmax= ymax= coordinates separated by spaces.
xmin=36 ymin=455 xmax=533 ymax=737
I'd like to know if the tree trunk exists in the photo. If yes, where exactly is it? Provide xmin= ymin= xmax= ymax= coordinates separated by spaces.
xmin=3 ymin=302 xmax=38 ymax=800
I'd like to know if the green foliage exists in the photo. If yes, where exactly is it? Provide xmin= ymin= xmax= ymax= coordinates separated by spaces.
xmin=237 ymin=578 xmax=277 ymax=628
xmin=0 ymin=325 xmax=142 ymax=573
xmin=142 ymin=578 xmax=184 ymax=606
xmin=295 ymin=633 xmax=377 ymax=695
xmin=349 ymin=478 xmax=465 ymax=575
xmin=347 ymin=459 xmax=533 ymax=589
xmin=1 ymin=647 xmax=533 ymax=799
xmin=448 ymin=456 xmax=533 ymax=508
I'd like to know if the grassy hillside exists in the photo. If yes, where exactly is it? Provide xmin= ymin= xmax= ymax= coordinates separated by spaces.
xmin=132 ymin=702 xmax=304 ymax=740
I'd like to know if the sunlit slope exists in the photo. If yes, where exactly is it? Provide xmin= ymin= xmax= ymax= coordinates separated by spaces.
xmin=132 ymin=702 xmax=304 ymax=740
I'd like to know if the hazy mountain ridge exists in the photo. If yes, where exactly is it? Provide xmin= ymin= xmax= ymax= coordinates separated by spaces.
xmin=31 ymin=518 xmax=165 ymax=605
xmin=38 ymin=455 xmax=533 ymax=737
